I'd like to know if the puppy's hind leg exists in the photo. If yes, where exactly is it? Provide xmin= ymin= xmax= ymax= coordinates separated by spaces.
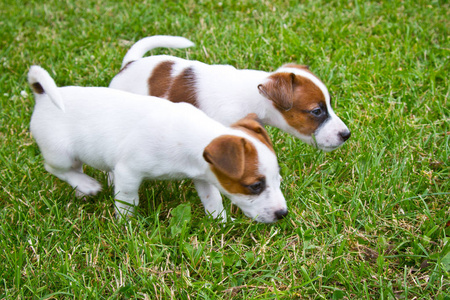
xmin=72 ymin=160 xmax=102 ymax=198
xmin=44 ymin=159 xmax=102 ymax=196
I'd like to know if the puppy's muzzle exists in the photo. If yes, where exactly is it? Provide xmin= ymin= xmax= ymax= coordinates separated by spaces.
xmin=339 ymin=130 xmax=351 ymax=142
xmin=275 ymin=208 xmax=288 ymax=220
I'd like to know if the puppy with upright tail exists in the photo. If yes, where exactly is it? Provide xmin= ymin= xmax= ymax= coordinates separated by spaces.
xmin=110 ymin=35 xmax=351 ymax=152
xmin=28 ymin=66 xmax=287 ymax=223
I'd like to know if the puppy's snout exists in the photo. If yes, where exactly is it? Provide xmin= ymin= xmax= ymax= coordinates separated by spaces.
xmin=339 ymin=130 xmax=351 ymax=142
xmin=275 ymin=208 xmax=288 ymax=220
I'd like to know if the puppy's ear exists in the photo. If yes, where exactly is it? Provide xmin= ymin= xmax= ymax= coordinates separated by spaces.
xmin=231 ymin=114 xmax=273 ymax=151
xmin=203 ymin=135 xmax=246 ymax=180
xmin=258 ymin=72 xmax=296 ymax=111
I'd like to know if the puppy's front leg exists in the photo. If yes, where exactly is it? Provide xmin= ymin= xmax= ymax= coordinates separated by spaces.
xmin=193 ymin=179 xmax=227 ymax=221
xmin=113 ymin=165 xmax=142 ymax=218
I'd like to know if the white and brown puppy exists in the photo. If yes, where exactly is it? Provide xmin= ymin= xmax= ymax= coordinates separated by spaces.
xmin=110 ymin=35 xmax=351 ymax=152
xmin=28 ymin=66 xmax=287 ymax=223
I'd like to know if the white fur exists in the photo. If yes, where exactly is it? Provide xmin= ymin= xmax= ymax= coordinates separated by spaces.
xmin=29 ymin=66 xmax=286 ymax=223
xmin=110 ymin=35 xmax=350 ymax=152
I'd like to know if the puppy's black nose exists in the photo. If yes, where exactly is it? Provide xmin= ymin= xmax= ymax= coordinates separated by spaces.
xmin=339 ymin=130 xmax=351 ymax=142
xmin=275 ymin=208 xmax=288 ymax=220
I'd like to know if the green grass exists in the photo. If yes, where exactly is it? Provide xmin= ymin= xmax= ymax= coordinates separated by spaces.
xmin=1 ymin=0 xmax=449 ymax=298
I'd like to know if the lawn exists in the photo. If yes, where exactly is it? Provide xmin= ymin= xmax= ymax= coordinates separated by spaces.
xmin=0 ymin=0 xmax=449 ymax=298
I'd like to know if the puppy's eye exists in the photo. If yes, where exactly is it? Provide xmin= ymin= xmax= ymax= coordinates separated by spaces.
xmin=246 ymin=178 xmax=266 ymax=195
xmin=311 ymin=108 xmax=322 ymax=116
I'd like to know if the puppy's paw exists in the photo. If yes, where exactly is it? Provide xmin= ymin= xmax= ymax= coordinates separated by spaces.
xmin=75 ymin=177 xmax=102 ymax=196
xmin=115 ymin=204 xmax=135 ymax=220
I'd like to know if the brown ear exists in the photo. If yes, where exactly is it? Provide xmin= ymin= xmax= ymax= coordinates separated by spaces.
xmin=258 ymin=72 xmax=295 ymax=111
xmin=203 ymin=135 xmax=246 ymax=180
xmin=231 ymin=114 xmax=273 ymax=151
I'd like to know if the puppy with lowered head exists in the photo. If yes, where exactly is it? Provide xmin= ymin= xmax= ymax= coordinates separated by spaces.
xmin=110 ymin=35 xmax=351 ymax=152
xmin=28 ymin=66 xmax=287 ymax=223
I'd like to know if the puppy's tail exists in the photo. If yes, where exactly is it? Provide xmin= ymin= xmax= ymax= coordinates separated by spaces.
xmin=28 ymin=66 xmax=65 ymax=112
xmin=121 ymin=35 xmax=195 ymax=68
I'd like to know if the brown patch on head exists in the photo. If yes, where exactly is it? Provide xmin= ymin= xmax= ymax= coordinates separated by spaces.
xmin=203 ymin=135 xmax=265 ymax=195
xmin=148 ymin=61 xmax=175 ymax=98
xmin=167 ymin=67 xmax=198 ymax=107
xmin=258 ymin=72 xmax=329 ymax=136
xmin=31 ymin=82 xmax=45 ymax=94
xmin=258 ymin=72 xmax=295 ymax=111
xmin=231 ymin=113 xmax=274 ymax=152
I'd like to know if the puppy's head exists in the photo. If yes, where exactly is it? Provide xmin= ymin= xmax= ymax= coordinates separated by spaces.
xmin=203 ymin=114 xmax=287 ymax=223
xmin=258 ymin=64 xmax=350 ymax=152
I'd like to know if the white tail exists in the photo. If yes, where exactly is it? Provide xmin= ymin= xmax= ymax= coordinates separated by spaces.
xmin=121 ymin=35 xmax=195 ymax=68
xmin=28 ymin=66 xmax=65 ymax=112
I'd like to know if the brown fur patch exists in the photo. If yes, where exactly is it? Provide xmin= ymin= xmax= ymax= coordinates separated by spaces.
xmin=31 ymin=82 xmax=45 ymax=94
xmin=167 ymin=67 xmax=198 ymax=107
xmin=259 ymin=72 xmax=327 ymax=136
xmin=148 ymin=61 xmax=175 ymax=98
xmin=258 ymin=72 xmax=295 ymax=110
xmin=148 ymin=62 xmax=198 ymax=106
xmin=231 ymin=113 xmax=274 ymax=152
xmin=203 ymin=135 xmax=264 ymax=195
